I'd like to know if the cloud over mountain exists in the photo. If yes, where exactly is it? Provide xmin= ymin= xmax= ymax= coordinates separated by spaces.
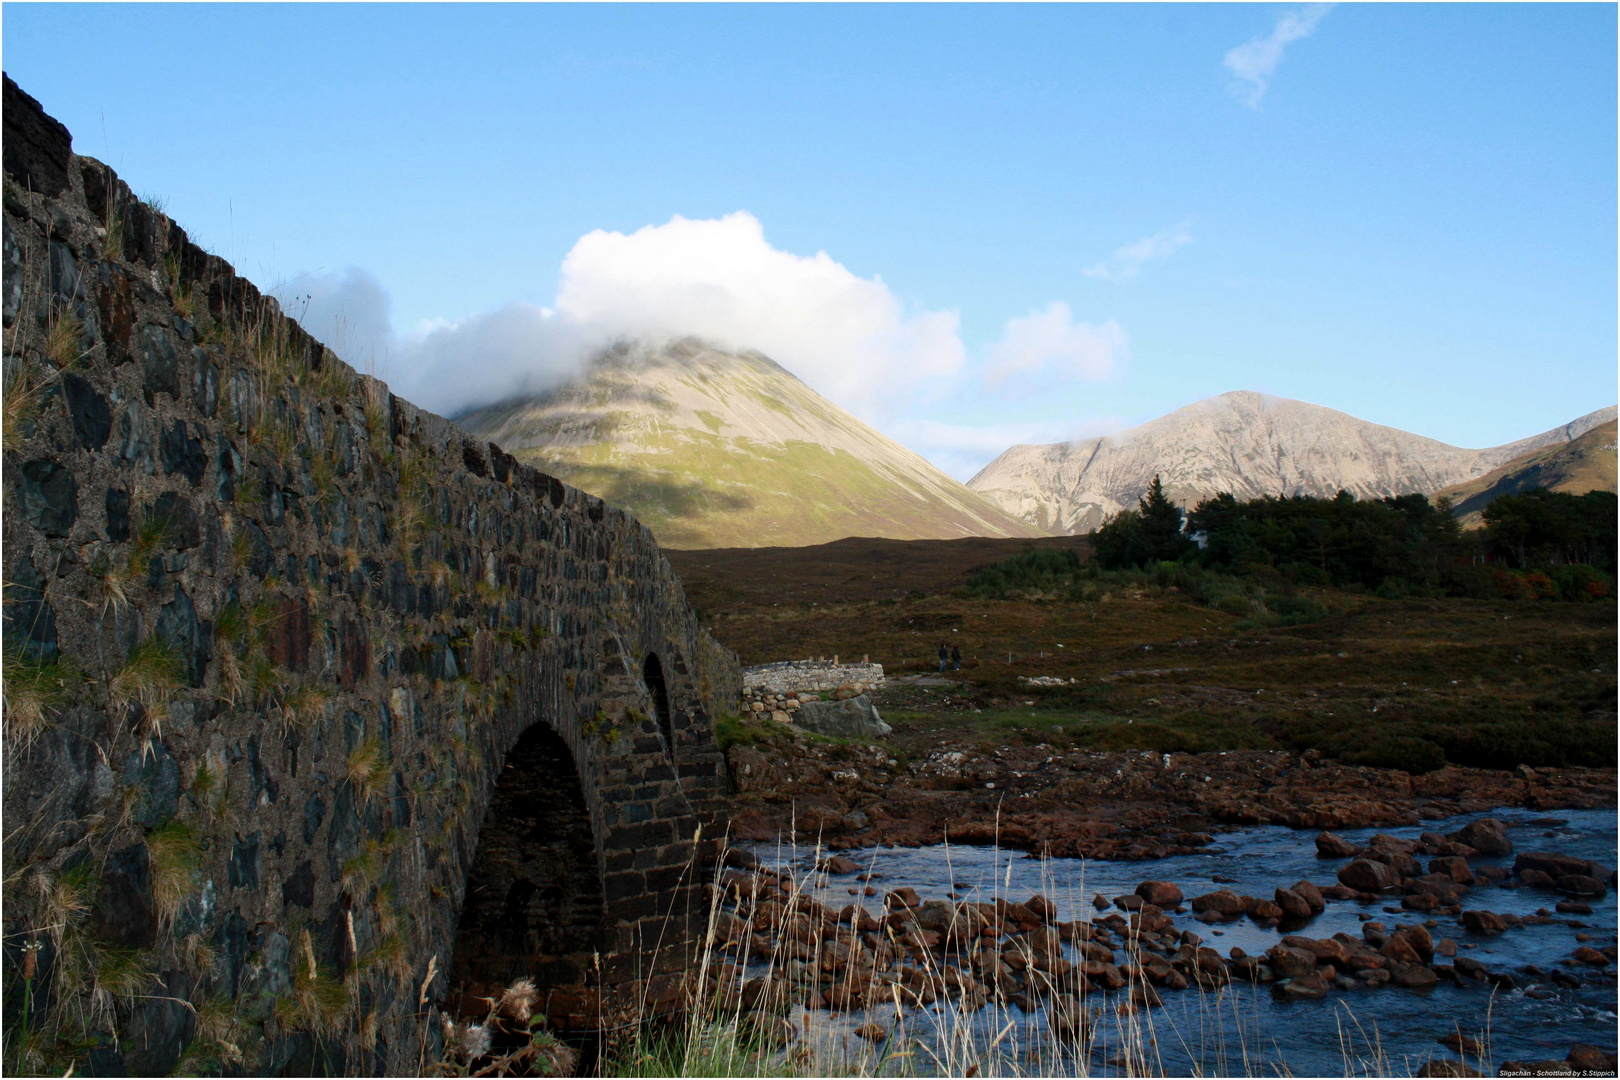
xmin=277 ymin=212 xmax=1125 ymax=479
xmin=554 ymin=212 xmax=966 ymax=415
xmin=281 ymin=211 xmax=975 ymax=421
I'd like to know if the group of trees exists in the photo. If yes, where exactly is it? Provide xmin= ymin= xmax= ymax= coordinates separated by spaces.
xmin=1482 ymin=489 xmax=1616 ymax=573
xmin=1091 ymin=476 xmax=1615 ymax=600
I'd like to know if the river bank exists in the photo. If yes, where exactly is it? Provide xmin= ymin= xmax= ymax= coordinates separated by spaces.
xmin=703 ymin=809 xmax=1617 ymax=1077
xmin=725 ymin=734 xmax=1615 ymax=860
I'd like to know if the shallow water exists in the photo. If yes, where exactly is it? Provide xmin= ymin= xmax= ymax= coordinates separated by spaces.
xmin=744 ymin=808 xmax=1617 ymax=1076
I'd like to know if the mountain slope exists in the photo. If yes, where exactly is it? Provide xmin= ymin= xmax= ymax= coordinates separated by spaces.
xmin=967 ymin=392 xmax=1618 ymax=535
xmin=457 ymin=340 xmax=1041 ymax=549
xmin=1434 ymin=419 xmax=1618 ymax=527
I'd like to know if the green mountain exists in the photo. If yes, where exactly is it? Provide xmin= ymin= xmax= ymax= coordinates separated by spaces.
xmin=1435 ymin=419 xmax=1618 ymax=528
xmin=456 ymin=340 xmax=1041 ymax=549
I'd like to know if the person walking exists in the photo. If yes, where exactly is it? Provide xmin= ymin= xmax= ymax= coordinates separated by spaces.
xmin=937 ymin=643 xmax=949 ymax=673
xmin=951 ymin=644 xmax=962 ymax=671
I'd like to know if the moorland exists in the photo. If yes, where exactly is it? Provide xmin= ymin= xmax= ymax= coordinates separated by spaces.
xmin=668 ymin=530 xmax=1616 ymax=857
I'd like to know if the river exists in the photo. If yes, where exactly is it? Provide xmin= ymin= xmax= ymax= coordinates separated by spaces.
xmin=742 ymin=808 xmax=1617 ymax=1076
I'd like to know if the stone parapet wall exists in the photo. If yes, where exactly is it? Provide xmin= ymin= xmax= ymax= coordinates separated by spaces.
xmin=1 ymin=77 xmax=737 ymax=1076
xmin=742 ymin=659 xmax=886 ymax=696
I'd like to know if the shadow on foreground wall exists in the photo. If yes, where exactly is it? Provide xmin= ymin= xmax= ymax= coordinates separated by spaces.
xmin=1 ymin=75 xmax=739 ymax=1076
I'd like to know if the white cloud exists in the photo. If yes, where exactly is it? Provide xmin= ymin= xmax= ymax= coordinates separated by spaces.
xmin=985 ymin=302 xmax=1126 ymax=388
xmin=392 ymin=303 xmax=588 ymax=417
xmin=554 ymin=212 xmax=964 ymax=412
xmin=1223 ymin=4 xmax=1333 ymax=108
xmin=280 ymin=215 xmax=1135 ymax=479
xmin=287 ymin=211 xmax=969 ymax=422
xmin=1083 ymin=226 xmax=1193 ymax=281
xmin=273 ymin=267 xmax=393 ymax=370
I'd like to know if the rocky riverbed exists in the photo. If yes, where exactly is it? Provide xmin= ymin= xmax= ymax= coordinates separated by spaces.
xmin=725 ymin=735 xmax=1615 ymax=861
xmin=701 ymin=810 xmax=1617 ymax=1076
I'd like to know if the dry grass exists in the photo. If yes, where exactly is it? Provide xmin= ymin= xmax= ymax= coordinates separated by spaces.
xmin=311 ymin=350 xmax=357 ymax=402
xmin=44 ymin=307 xmax=87 ymax=369
xmin=212 ymin=599 xmax=280 ymax=706
xmin=108 ymin=638 xmax=184 ymax=726
xmin=281 ymin=681 xmax=333 ymax=734
xmin=3 ymin=649 xmax=78 ymax=748
xmin=147 ymin=820 xmax=203 ymax=931
xmin=2 ymin=356 xmax=40 ymax=453
xmin=101 ymin=183 xmax=124 ymax=260
xmin=346 ymin=737 xmax=392 ymax=809
xmin=4 ymin=304 xmax=91 ymax=452
xmin=274 ymin=929 xmax=351 ymax=1039
xmin=165 ymin=250 xmax=195 ymax=320
xmin=31 ymin=864 xmax=93 ymax=949
xmin=362 ymin=374 xmax=393 ymax=461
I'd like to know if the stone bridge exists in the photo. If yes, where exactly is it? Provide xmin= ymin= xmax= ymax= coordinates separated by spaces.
xmin=1 ymin=77 xmax=739 ymax=1075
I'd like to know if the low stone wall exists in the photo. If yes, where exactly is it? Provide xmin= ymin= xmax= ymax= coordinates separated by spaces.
xmin=741 ymin=659 xmax=886 ymax=725
xmin=743 ymin=658 xmax=886 ymax=697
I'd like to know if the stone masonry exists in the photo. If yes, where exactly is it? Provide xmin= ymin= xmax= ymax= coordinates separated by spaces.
xmin=1 ymin=77 xmax=739 ymax=1076
xmin=741 ymin=660 xmax=885 ymax=725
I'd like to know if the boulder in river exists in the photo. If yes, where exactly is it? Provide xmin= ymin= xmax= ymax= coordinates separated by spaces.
xmin=1265 ymin=945 xmax=1317 ymax=979
xmin=1338 ymin=859 xmax=1400 ymax=892
xmin=1316 ymin=831 xmax=1362 ymax=858
xmin=1513 ymin=851 xmax=1595 ymax=879
xmin=1248 ymin=899 xmax=1284 ymax=921
xmin=1135 ymin=881 xmax=1183 ymax=907
xmin=1390 ymin=963 xmax=1438 ymax=989
xmin=1428 ymin=856 xmax=1474 ymax=884
xmin=1446 ymin=818 xmax=1511 ymax=856
xmin=1571 ymin=946 xmax=1611 ymax=967
xmin=1189 ymin=889 xmax=1248 ymax=919
xmin=1556 ymin=874 xmax=1607 ymax=898
xmin=1275 ymin=888 xmax=1314 ymax=919
xmin=1394 ymin=924 xmax=1433 ymax=961
xmin=1568 ymin=1045 xmax=1620 ymax=1072
xmin=884 ymin=887 xmax=921 ymax=909
xmin=1273 ymin=971 xmax=1329 ymax=1000
xmin=1459 ymin=910 xmax=1510 ymax=936
xmin=1290 ymin=879 xmax=1327 ymax=912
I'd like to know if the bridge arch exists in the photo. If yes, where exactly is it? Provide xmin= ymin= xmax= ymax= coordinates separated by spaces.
xmin=643 ymin=652 xmax=673 ymax=754
xmin=446 ymin=722 xmax=607 ymax=1006
xmin=443 ymin=626 xmax=734 ymax=1030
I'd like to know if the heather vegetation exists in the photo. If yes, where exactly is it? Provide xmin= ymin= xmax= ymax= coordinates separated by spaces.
xmin=673 ymin=529 xmax=1615 ymax=777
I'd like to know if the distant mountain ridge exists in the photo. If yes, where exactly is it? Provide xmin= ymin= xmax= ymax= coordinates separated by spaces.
xmin=967 ymin=392 xmax=1618 ymax=535
xmin=1435 ymin=419 xmax=1619 ymax=528
xmin=457 ymin=340 xmax=1040 ymax=549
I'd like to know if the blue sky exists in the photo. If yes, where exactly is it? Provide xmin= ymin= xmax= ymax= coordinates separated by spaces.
xmin=5 ymin=3 xmax=1615 ymax=478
